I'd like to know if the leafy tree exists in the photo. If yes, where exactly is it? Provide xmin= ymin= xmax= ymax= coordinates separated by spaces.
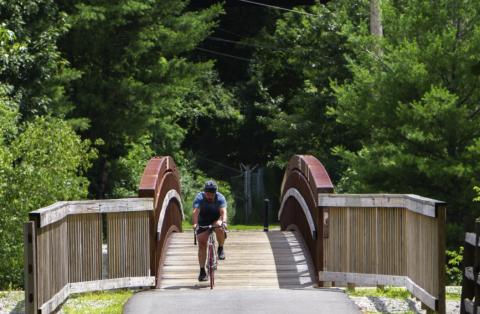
xmin=0 ymin=115 xmax=96 ymax=288
xmin=0 ymin=0 xmax=79 ymax=119
xmin=330 ymin=0 xmax=480 ymax=244
xmin=56 ymin=0 xmax=240 ymax=198
xmin=244 ymin=1 xmax=367 ymax=174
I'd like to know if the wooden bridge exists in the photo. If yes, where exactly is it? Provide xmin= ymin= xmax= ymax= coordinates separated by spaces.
xmin=23 ymin=155 xmax=447 ymax=313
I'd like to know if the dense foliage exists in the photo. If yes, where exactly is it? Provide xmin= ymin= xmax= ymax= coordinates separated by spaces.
xmin=0 ymin=0 xmax=479 ymax=288
xmin=330 ymin=0 xmax=480 ymax=243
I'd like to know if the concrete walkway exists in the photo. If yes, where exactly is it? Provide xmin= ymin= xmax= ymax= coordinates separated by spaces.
xmin=123 ymin=288 xmax=360 ymax=314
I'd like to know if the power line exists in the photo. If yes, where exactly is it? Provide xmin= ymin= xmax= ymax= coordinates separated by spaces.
xmin=236 ymin=0 xmax=318 ymax=17
xmin=216 ymin=27 xmax=244 ymax=38
xmin=207 ymin=36 xmax=259 ymax=48
xmin=195 ymin=47 xmax=251 ymax=62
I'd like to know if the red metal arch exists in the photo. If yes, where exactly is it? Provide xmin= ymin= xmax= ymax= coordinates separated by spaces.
xmin=279 ymin=155 xmax=334 ymax=282
xmin=138 ymin=156 xmax=183 ymax=287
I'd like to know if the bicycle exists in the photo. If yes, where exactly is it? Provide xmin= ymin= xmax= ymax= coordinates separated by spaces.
xmin=194 ymin=224 xmax=227 ymax=289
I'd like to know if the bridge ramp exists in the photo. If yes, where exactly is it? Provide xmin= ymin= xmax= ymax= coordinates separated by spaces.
xmin=159 ymin=230 xmax=316 ymax=289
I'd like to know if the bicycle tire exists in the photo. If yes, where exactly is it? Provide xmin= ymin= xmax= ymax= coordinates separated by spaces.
xmin=208 ymin=243 xmax=214 ymax=289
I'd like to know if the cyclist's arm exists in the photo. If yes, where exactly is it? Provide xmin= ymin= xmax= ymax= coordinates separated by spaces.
xmin=192 ymin=207 xmax=199 ymax=229
xmin=218 ymin=207 xmax=227 ymax=226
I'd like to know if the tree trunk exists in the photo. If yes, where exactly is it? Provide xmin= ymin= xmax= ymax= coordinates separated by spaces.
xmin=370 ymin=0 xmax=383 ymax=37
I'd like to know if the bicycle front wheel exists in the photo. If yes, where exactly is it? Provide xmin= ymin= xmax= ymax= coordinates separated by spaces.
xmin=208 ymin=244 xmax=215 ymax=289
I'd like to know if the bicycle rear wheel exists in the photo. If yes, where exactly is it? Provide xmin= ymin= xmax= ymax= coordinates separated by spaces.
xmin=208 ymin=243 xmax=214 ymax=289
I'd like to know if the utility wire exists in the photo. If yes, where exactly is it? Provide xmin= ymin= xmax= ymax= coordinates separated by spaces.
xmin=207 ymin=36 xmax=260 ymax=49
xmin=236 ymin=0 xmax=318 ymax=17
xmin=206 ymin=36 xmax=284 ymax=53
xmin=216 ymin=27 xmax=244 ymax=38
xmin=195 ymin=47 xmax=251 ymax=62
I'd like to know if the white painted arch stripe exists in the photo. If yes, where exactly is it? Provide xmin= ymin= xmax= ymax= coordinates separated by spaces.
xmin=157 ymin=190 xmax=184 ymax=237
xmin=278 ymin=188 xmax=316 ymax=239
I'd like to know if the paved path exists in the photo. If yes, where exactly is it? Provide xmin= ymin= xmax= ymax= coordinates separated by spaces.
xmin=123 ymin=288 xmax=360 ymax=314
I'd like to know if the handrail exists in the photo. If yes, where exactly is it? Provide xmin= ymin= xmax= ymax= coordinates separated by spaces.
xmin=317 ymin=193 xmax=444 ymax=217
xmin=29 ymin=198 xmax=153 ymax=227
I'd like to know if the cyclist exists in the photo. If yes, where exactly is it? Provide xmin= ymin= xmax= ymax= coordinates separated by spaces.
xmin=192 ymin=180 xmax=227 ymax=281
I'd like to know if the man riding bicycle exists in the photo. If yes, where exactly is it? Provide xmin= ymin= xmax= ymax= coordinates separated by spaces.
xmin=192 ymin=180 xmax=227 ymax=282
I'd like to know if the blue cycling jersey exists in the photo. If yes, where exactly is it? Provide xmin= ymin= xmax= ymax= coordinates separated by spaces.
xmin=193 ymin=192 xmax=227 ymax=225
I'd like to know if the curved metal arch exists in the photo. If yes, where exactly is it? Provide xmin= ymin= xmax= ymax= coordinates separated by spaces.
xmin=278 ymin=187 xmax=317 ymax=240
xmin=156 ymin=189 xmax=184 ymax=239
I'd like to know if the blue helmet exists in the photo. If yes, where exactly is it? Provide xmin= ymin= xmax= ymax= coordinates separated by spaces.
xmin=204 ymin=180 xmax=218 ymax=193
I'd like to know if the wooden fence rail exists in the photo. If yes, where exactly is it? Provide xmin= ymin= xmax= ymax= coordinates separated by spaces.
xmin=461 ymin=218 xmax=480 ymax=314
xmin=24 ymin=198 xmax=155 ymax=314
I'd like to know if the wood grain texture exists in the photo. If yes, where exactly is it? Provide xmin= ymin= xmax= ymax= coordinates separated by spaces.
xmin=158 ymin=231 xmax=316 ymax=290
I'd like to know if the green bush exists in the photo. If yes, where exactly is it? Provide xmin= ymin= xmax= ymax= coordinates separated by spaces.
xmin=446 ymin=246 xmax=464 ymax=285
xmin=0 ymin=115 xmax=96 ymax=288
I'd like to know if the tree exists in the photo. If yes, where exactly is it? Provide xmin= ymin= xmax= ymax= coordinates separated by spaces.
xmin=0 ymin=0 xmax=78 ymax=119
xmin=243 ymin=0 xmax=368 ymax=175
xmin=0 ymin=21 xmax=95 ymax=288
xmin=0 ymin=115 xmax=96 ymax=288
xmin=56 ymin=0 xmax=240 ymax=198
xmin=330 ymin=0 xmax=480 ymax=246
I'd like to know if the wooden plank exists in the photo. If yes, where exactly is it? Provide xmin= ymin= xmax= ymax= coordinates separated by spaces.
xmin=405 ymin=277 xmax=437 ymax=312
xmin=31 ymin=198 xmax=154 ymax=227
xmin=465 ymin=233 xmax=478 ymax=247
xmin=319 ymin=271 xmax=405 ymax=286
xmin=318 ymin=194 xmax=443 ymax=217
xmin=24 ymin=222 xmax=37 ymax=314
xmin=68 ymin=277 xmax=155 ymax=293
xmin=39 ymin=277 xmax=155 ymax=314
xmin=464 ymin=298 xmax=474 ymax=314
xmin=436 ymin=206 xmax=446 ymax=314
xmin=39 ymin=284 xmax=69 ymax=314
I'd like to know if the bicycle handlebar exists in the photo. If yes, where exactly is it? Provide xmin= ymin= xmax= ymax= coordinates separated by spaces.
xmin=193 ymin=224 xmax=228 ymax=246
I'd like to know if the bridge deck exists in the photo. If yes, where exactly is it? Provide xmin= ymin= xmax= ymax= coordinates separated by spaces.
xmin=124 ymin=230 xmax=360 ymax=314
xmin=159 ymin=230 xmax=316 ymax=289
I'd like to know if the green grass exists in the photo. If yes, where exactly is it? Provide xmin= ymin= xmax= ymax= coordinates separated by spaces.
xmin=446 ymin=291 xmax=461 ymax=301
xmin=346 ymin=286 xmax=461 ymax=302
xmin=60 ymin=289 xmax=133 ymax=314
xmin=182 ymin=220 xmax=279 ymax=231
xmin=346 ymin=286 xmax=411 ymax=299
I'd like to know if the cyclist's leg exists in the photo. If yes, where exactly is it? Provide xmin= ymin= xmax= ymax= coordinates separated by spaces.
xmin=197 ymin=230 xmax=209 ymax=268
xmin=214 ymin=228 xmax=225 ymax=247
xmin=214 ymin=228 xmax=226 ymax=260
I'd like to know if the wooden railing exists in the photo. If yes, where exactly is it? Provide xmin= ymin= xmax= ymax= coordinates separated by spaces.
xmin=461 ymin=218 xmax=480 ymax=314
xmin=24 ymin=198 xmax=155 ymax=314
xmin=279 ymin=155 xmax=446 ymax=314
xmin=319 ymin=194 xmax=446 ymax=313
xmin=24 ymin=156 xmax=184 ymax=314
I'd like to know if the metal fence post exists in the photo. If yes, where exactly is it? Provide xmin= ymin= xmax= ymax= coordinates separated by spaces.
xmin=263 ymin=199 xmax=269 ymax=232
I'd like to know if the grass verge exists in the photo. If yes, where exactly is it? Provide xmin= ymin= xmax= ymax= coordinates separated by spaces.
xmin=346 ymin=287 xmax=411 ymax=299
xmin=59 ymin=289 xmax=133 ymax=314
xmin=346 ymin=286 xmax=461 ymax=301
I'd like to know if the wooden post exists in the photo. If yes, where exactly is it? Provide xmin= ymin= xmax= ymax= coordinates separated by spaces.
xmin=24 ymin=222 xmax=37 ymax=314
xmin=437 ymin=205 xmax=446 ymax=314
xmin=474 ymin=219 xmax=480 ymax=314
xmin=461 ymin=231 xmax=476 ymax=314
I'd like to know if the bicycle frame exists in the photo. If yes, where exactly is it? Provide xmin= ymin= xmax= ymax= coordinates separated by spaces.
xmin=195 ymin=225 xmax=223 ymax=289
